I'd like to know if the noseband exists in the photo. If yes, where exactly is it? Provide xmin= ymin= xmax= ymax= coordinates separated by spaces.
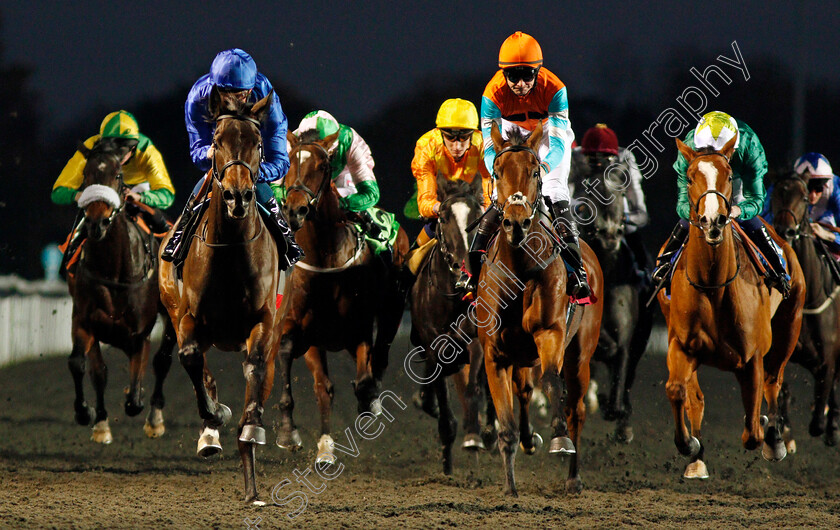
xmin=211 ymin=114 xmax=263 ymax=188
xmin=286 ymin=142 xmax=332 ymax=212
xmin=493 ymin=144 xmax=542 ymax=221
xmin=687 ymin=152 xmax=734 ymax=230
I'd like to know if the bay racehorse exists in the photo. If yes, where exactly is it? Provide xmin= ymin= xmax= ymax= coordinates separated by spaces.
xmin=477 ymin=122 xmax=603 ymax=495
xmin=159 ymin=93 xmax=279 ymax=504
xmin=409 ymin=174 xmax=487 ymax=474
xmin=571 ymin=150 xmax=653 ymax=443
xmin=657 ymin=137 xmax=805 ymax=479
xmin=68 ymin=138 xmax=176 ymax=444
xmin=769 ymin=174 xmax=840 ymax=447
xmin=277 ymin=130 xmax=410 ymax=465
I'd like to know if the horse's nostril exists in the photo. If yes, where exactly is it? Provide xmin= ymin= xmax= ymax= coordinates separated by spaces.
xmin=522 ymin=218 xmax=532 ymax=229
xmin=243 ymin=190 xmax=254 ymax=202
xmin=101 ymin=218 xmax=110 ymax=228
xmin=296 ymin=206 xmax=308 ymax=217
xmin=223 ymin=189 xmax=234 ymax=202
xmin=503 ymin=219 xmax=512 ymax=228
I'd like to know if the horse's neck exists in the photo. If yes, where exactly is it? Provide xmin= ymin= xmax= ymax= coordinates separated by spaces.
xmin=684 ymin=225 xmax=739 ymax=286
xmin=205 ymin=192 xmax=260 ymax=246
xmin=83 ymin=216 xmax=138 ymax=277
xmin=794 ymin=235 xmax=832 ymax=304
xmin=496 ymin=224 xmax=557 ymax=275
xmin=299 ymin=195 xmax=354 ymax=266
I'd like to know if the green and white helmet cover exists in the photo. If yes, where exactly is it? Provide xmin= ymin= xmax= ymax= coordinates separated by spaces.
xmin=693 ymin=110 xmax=740 ymax=150
xmin=298 ymin=110 xmax=340 ymax=138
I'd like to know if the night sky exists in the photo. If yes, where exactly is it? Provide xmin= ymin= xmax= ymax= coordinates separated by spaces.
xmin=3 ymin=0 xmax=836 ymax=133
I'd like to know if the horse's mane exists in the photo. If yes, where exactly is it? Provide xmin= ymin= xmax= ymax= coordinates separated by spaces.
xmin=206 ymin=88 xmax=255 ymax=123
xmin=505 ymin=127 xmax=529 ymax=147
xmin=297 ymin=129 xmax=322 ymax=144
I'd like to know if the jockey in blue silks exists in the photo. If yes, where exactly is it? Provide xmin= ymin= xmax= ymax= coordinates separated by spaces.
xmin=162 ymin=48 xmax=302 ymax=268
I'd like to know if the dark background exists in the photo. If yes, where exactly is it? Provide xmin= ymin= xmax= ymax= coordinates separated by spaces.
xmin=1 ymin=1 xmax=838 ymax=278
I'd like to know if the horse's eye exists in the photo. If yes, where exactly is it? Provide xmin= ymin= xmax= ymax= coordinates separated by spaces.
xmin=686 ymin=177 xmax=693 ymax=185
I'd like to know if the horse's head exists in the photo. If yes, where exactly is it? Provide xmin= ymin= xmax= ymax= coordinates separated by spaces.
xmin=574 ymin=151 xmax=626 ymax=253
xmin=78 ymin=139 xmax=126 ymax=241
xmin=435 ymin=173 xmax=484 ymax=276
xmin=676 ymin=135 xmax=737 ymax=246
xmin=770 ymin=174 xmax=809 ymax=243
xmin=283 ymin=130 xmax=339 ymax=231
xmin=491 ymin=121 xmax=543 ymax=248
xmin=208 ymin=90 xmax=273 ymax=220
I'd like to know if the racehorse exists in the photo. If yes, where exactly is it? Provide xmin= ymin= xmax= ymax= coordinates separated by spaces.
xmin=409 ymin=174 xmax=487 ymax=474
xmin=476 ymin=122 xmax=604 ymax=495
xmin=68 ymin=138 xmax=176 ymax=444
xmin=158 ymin=93 xmax=279 ymax=504
xmin=571 ymin=150 xmax=653 ymax=443
xmin=769 ymin=174 xmax=840 ymax=447
xmin=657 ymin=137 xmax=805 ymax=479
xmin=277 ymin=130 xmax=409 ymax=465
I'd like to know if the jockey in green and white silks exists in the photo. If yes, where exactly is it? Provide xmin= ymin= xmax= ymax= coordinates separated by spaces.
xmin=652 ymin=110 xmax=791 ymax=297
xmin=286 ymin=110 xmax=398 ymax=255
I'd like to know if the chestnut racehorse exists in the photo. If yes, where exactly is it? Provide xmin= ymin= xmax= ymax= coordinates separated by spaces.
xmin=68 ymin=139 xmax=176 ymax=444
xmin=277 ymin=130 xmax=410 ymax=465
xmin=477 ymin=122 xmax=603 ymax=496
xmin=159 ymin=93 xmax=279 ymax=504
xmin=769 ymin=175 xmax=840 ymax=448
xmin=657 ymin=137 xmax=805 ymax=479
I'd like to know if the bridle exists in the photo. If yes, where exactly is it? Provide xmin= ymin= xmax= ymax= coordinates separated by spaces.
xmin=286 ymin=142 xmax=332 ymax=215
xmin=493 ymin=144 xmax=542 ymax=223
xmin=772 ymin=176 xmax=810 ymax=242
xmin=210 ymin=114 xmax=263 ymax=188
xmin=435 ymin=193 xmax=481 ymax=277
xmin=687 ymin=152 xmax=734 ymax=230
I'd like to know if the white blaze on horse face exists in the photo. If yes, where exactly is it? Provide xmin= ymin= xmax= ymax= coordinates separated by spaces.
xmin=697 ymin=161 xmax=720 ymax=222
xmin=451 ymin=202 xmax=471 ymax=250
xmin=297 ymin=150 xmax=311 ymax=166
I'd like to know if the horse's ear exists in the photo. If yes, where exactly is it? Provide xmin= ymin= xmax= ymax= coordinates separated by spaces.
xmin=436 ymin=171 xmax=450 ymax=200
xmin=527 ymin=120 xmax=543 ymax=151
xmin=491 ymin=121 xmax=504 ymax=153
xmin=77 ymin=141 xmax=91 ymax=159
xmin=318 ymin=131 xmax=340 ymax=156
xmin=252 ymin=89 xmax=273 ymax=123
xmin=470 ymin=173 xmax=484 ymax=200
xmin=287 ymin=130 xmax=299 ymax=150
xmin=676 ymin=138 xmax=696 ymax=164
xmin=720 ymin=134 xmax=737 ymax=161
xmin=208 ymin=86 xmax=222 ymax=120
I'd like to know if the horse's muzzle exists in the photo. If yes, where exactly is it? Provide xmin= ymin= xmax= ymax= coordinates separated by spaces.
xmin=223 ymin=188 xmax=254 ymax=220
xmin=502 ymin=217 xmax=532 ymax=248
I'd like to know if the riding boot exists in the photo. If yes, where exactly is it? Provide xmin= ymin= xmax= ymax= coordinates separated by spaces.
xmin=747 ymin=223 xmax=791 ymax=298
xmin=547 ymin=199 xmax=592 ymax=300
xmin=161 ymin=193 xmax=199 ymax=264
xmin=144 ymin=208 xmax=170 ymax=234
xmin=651 ymin=220 xmax=690 ymax=284
xmin=59 ymin=216 xmax=86 ymax=277
xmin=456 ymin=204 xmax=502 ymax=294
xmin=260 ymin=196 xmax=304 ymax=270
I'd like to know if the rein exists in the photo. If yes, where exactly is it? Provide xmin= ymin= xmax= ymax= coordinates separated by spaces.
xmin=210 ymin=114 xmax=263 ymax=187
xmin=286 ymin=142 xmax=332 ymax=214
xmin=493 ymin=144 xmax=543 ymax=224
xmin=687 ymin=152 xmax=735 ymax=230
xmin=684 ymin=230 xmax=742 ymax=291
xmin=294 ymin=225 xmax=365 ymax=273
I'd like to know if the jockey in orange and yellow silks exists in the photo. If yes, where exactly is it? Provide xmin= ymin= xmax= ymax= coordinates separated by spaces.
xmin=409 ymin=99 xmax=492 ymax=248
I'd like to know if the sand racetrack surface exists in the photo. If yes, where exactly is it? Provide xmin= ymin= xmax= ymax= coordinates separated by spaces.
xmin=2 ymin=320 xmax=840 ymax=529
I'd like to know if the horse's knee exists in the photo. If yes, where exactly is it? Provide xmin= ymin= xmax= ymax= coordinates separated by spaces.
xmin=666 ymin=381 xmax=687 ymax=403
xmin=497 ymin=428 xmax=518 ymax=453
xmin=68 ymin=354 xmax=86 ymax=376
xmin=178 ymin=344 xmax=202 ymax=369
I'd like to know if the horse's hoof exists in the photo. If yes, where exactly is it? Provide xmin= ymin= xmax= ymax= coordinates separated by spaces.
xmin=683 ymin=460 xmax=709 ymax=479
xmin=504 ymin=488 xmax=519 ymax=497
xmin=197 ymin=427 xmax=222 ymax=458
xmin=250 ymin=499 xmax=267 ymax=507
xmin=785 ymin=438 xmax=798 ymax=454
xmin=761 ymin=440 xmax=787 ymax=462
xmin=144 ymin=407 xmax=165 ymax=439
xmin=276 ymin=429 xmax=303 ymax=451
xmin=239 ymin=425 xmax=266 ymax=445
xmin=549 ymin=436 xmax=576 ymax=455
xmin=369 ymin=398 xmax=383 ymax=417
xmin=565 ymin=477 xmax=584 ymax=494
xmin=585 ymin=380 xmax=599 ymax=414
xmin=611 ymin=425 xmax=634 ymax=444
xmin=75 ymin=405 xmax=95 ymax=426
xmin=214 ymin=403 xmax=232 ymax=427
xmin=824 ymin=429 xmax=840 ymax=447
xmin=531 ymin=388 xmax=550 ymax=419
xmin=124 ymin=399 xmax=144 ymax=418
xmin=244 ymin=494 xmax=265 ymax=506
xmin=461 ymin=434 xmax=486 ymax=451
xmin=91 ymin=420 xmax=113 ymax=445
xmin=316 ymin=434 xmax=337 ymax=465
xmin=760 ymin=415 xmax=769 ymax=428
xmin=678 ymin=436 xmax=701 ymax=458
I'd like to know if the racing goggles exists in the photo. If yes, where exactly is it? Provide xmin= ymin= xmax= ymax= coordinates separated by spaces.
xmin=807 ymin=177 xmax=830 ymax=193
xmin=440 ymin=129 xmax=473 ymax=142
xmin=504 ymin=66 xmax=539 ymax=84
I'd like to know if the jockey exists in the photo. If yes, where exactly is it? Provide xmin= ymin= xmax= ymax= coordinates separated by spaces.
xmin=458 ymin=31 xmax=591 ymax=299
xmin=576 ymin=123 xmax=650 ymax=270
xmin=794 ymin=152 xmax=840 ymax=247
xmin=161 ymin=48 xmax=302 ymax=269
xmin=410 ymin=98 xmax=492 ymax=248
xmin=652 ymin=110 xmax=791 ymax=297
xmin=289 ymin=110 xmax=395 ymax=255
xmin=52 ymin=110 xmax=174 ymax=267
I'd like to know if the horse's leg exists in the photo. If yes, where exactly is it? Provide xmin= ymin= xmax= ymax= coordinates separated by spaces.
xmin=484 ymin=349 xmax=518 ymax=496
xmin=683 ymin=372 xmax=709 ymax=479
xmin=433 ymin=376 xmax=458 ymax=475
xmin=178 ymin=315 xmax=230 ymax=456
xmin=778 ymin=381 xmax=796 ymax=453
xmin=457 ymin=345 xmax=485 ymax=450
xmin=87 ymin=340 xmax=112 ymax=444
xmin=535 ymin=332 xmax=573 ymax=456
xmin=276 ymin=329 xmax=305 ymax=450
xmin=69 ymin=323 xmax=95 ymax=426
xmin=353 ymin=340 xmax=380 ymax=415
xmin=305 ymin=347 xmax=337 ymax=465
xmin=763 ymin=316 xmax=799 ymax=460
xmin=618 ymin=300 xmax=653 ymax=444
xmin=665 ymin=341 xmax=701 ymax=459
xmin=124 ymin=338 xmax=149 ymax=417
xmin=735 ymin=354 xmax=765 ymax=451
xmin=513 ymin=367 xmax=541 ymax=455
xmin=481 ymin=374 xmax=499 ymax=451
xmin=825 ymin=378 xmax=840 ymax=446
xmin=808 ymin=355 xmax=833 ymax=439
xmin=144 ymin=317 xmax=176 ymax=438
xmin=562 ymin=339 xmax=589 ymax=494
